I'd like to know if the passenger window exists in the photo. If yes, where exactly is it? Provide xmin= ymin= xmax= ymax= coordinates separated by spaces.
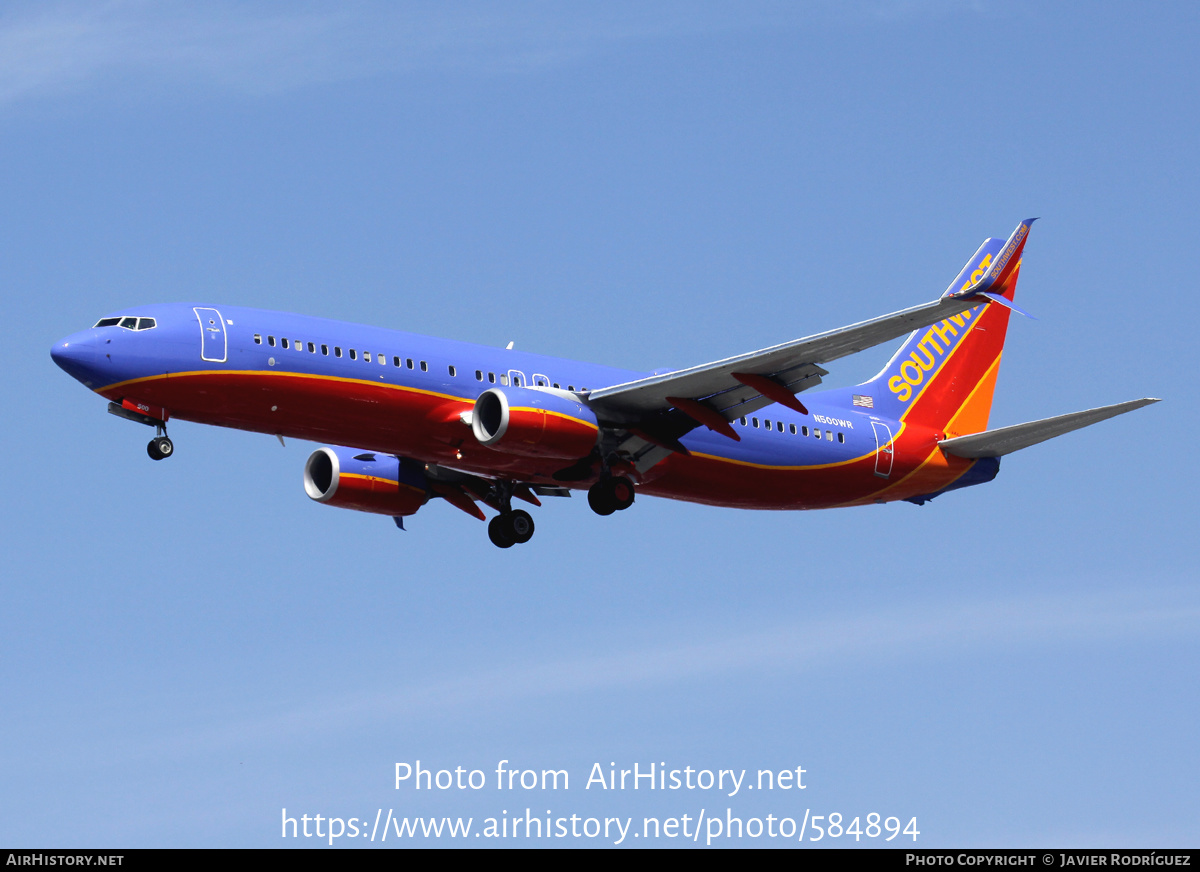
xmin=476 ymin=370 xmax=484 ymax=381
xmin=553 ymin=383 xmax=560 ymax=389
xmin=801 ymin=426 xmax=808 ymax=436
xmin=294 ymin=340 xmax=301 ymax=351
xmin=488 ymin=372 xmax=496 ymax=384
xmin=500 ymin=374 xmax=509 ymax=386
xmin=394 ymin=356 xmax=401 ymax=367
xmin=448 ymin=365 xmax=456 ymax=377
xmin=567 ymin=385 xmax=574 ymax=392
xmin=268 ymin=336 xmax=276 ymax=347
xmin=349 ymin=349 xmax=357 ymax=360
xmin=308 ymin=342 xmax=316 ymax=353
xmin=281 ymin=338 xmax=289 ymax=349
xmin=752 ymin=417 xmax=759 ymax=428
xmin=815 ymin=429 xmax=822 ymax=439
xmin=321 ymin=345 xmax=329 ymax=355
xmin=364 ymin=351 xmax=372 ymax=362
xmin=513 ymin=374 xmax=520 ymax=386
xmin=254 ymin=334 xmax=262 ymax=345
xmin=334 ymin=346 xmax=342 ymax=357
xmin=837 ymin=433 xmax=845 ymax=443
xmin=379 ymin=353 xmax=386 ymax=365
xmin=789 ymin=424 xmax=797 ymax=435
xmin=406 ymin=358 xmax=413 ymax=369
xmin=826 ymin=430 xmax=833 ymax=441
xmin=764 ymin=419 xmax=771 ymax=430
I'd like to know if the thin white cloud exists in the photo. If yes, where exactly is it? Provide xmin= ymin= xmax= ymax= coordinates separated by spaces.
xmin=0 ymin=1 xmax=692 ymax=105
xmin=0 ymin=1 xmax=993 ymax=107
xmin=104 ymin=585 xmax=1200 ymax=761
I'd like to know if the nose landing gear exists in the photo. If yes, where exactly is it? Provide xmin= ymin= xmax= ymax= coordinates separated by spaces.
xmin=107 ymin=401 xmax=175 ymax=461
xmin=147 ymin=435 xmax=174 ymax=460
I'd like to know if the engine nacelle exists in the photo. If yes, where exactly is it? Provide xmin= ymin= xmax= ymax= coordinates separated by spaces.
xmin=471 ymin=387 xmax=599 ymax=460
xmin=303 ymin=447 xmax=428 ymax=516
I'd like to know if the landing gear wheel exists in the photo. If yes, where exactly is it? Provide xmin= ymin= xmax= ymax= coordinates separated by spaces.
xmin=588 ymin=476 xmax=635 ymax=515
xmin=588 ymin=482 xmax=617 ymax=516
xmin=488 ymin=515 xmax=515 ymax=548
xmin=610 ymin=476 xmax=635 ymax=511
xmin=147 ymin=436 xmax=173 ymax=460
xmin=508 ymin=510 xmax=535 ymax=544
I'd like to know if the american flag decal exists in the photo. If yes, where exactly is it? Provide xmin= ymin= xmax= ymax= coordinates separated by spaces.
xmin=852 ymin=395 xmax=874 ymax=408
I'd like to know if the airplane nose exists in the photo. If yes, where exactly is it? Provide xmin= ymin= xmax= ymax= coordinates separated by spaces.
xmin=51 ymin=333 xmax=101 ymax=386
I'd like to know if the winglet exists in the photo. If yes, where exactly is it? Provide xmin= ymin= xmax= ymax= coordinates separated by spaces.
xmin=976 ymin=290 xmax=1038 ymax=320
xmin=945 ymin=218 xmax=1038 ymax=300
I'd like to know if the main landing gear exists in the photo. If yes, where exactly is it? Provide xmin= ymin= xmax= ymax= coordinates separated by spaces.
xmin=488 ymin=509 xmax=535 ymax=549
xmin=588 ymin=475 xmax=635 ymax=516
xmin=486 ymin=479 xmax=537 ymax=548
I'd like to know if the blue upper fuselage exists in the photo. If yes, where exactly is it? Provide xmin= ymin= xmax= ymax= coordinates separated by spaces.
xmin=51 ymin=302 xmax=888 ymax=468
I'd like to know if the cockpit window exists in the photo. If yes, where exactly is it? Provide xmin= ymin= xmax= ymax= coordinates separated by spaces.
xmin=94 ymin=316 xmax=158 ymax=330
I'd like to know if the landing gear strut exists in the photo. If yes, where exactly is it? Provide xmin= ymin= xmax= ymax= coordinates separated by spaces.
xmin=487 ymin=481 xmax=536 ymax=548
xmin=588 ymin=475 xmax=635 ymax=516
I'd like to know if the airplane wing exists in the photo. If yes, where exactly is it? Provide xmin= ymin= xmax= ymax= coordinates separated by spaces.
xmin=587 ymin=292 xmax=981 ymax=425
xmin=938 ymin=399 xmax=1160 ymax=458
xmin=586 ymin=219 xmax=1036 ymax=442
xmin=570 ymin=219 xmax=1038 ymax=472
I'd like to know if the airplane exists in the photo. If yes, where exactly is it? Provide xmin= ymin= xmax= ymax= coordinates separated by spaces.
xmin=51 ymin=219 xmax=1158 ymax=548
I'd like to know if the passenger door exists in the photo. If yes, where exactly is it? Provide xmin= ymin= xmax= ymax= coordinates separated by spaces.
xmin=194 ymin=307 xmax=227 ymax=363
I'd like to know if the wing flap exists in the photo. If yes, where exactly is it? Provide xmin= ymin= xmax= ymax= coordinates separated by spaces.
xmin=938 ymin=398 xmax=1160 ymax=458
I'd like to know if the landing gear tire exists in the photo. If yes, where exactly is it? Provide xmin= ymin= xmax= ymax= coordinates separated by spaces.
xmin=488 ymin=510 xmax=535 ymax=548
xmin=508 ymin=510 xmax=535 ymax=544
xmin=488 ymin=515 xmax=515 ymax=548
xmin=588 ymin=483 xmax=616 ymax=515
xmin=147 ymin=436 xmax=174 ymax=461
xmin=588 ymin=476 xmax=635 ymax=515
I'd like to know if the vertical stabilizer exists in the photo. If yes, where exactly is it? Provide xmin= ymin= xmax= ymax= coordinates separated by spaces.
xmin=859 ymin=221 xmax=1032 ymax=437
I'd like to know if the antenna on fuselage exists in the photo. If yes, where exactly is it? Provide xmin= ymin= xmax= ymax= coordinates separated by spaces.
xmin=505 ymin=341 xmax=514 ymax=350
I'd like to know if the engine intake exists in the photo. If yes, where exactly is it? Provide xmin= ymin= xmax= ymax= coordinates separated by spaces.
xmin=471 ymin=387 xmax=599 ymax=460
xmin=303 ymin=447 xmax=428 ymax=516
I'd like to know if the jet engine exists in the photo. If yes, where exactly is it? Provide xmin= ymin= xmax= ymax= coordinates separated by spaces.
xmin=303 ymin=447 xmax=428 ymax=516
xmin=470 ymin=387 xmax=599 ymax=459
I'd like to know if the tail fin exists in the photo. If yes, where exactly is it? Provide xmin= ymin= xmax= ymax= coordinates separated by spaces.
xmin=859 ymin=219 xmax=1034 ymax=437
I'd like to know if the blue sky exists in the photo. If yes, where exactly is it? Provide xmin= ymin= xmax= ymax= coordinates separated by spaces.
xmin=2 ymin=0 xmax=1197 ymax=847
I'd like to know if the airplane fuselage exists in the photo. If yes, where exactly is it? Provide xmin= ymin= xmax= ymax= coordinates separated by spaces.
xmin=51 ymin=302 xmax=983 ymax=511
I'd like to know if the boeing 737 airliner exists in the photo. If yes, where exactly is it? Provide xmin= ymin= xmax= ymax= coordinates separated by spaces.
xmin=51 ymin=220 xmax=1157 ymax=547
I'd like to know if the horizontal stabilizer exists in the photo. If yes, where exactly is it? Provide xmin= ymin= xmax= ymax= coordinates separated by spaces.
xmin=938 ymin=398 xmax=1160 ymax=458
